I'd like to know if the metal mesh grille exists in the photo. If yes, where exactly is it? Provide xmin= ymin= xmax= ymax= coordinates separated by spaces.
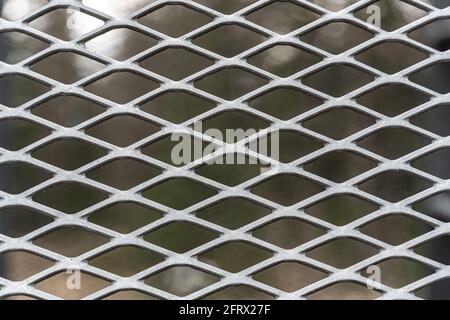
xmin=0 ymin=0 xmax=449 ymax=300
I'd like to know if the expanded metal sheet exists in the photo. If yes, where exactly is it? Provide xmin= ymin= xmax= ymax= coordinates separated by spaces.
xmin=0 ymin=0 xmax=449 ymax=300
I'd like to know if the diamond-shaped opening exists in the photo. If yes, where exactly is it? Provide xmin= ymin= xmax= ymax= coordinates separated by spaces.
xmin=196 ymin=197 xmax=272 ymax=230
xmin=251 ymin=174 xmax=325 ymax=206
xmin=145 ymin=223 xmax=217 ymax=254
xmin=29 ymin=8 xmax=104 ymax=41
xmin=304 ymin=151 xmax=377 ymax=183
xmin=360 ymin=213 xmax=433 ymax=245
xmin=33 ymin=226 xmax=109 ymax=257
xmin=102 ymin=290 xmax=158 ymax=300
xmin=31 ymin=52 xmax=105 ymax=84
xmin=300 ymin=21 xmax=374 ymax=54
xmin=1 ymin=295 xmax=38 ymax=301
xmin=32 ymin=138 xmax=108 ymax=171
xmin=86 ymin=28 xmax=158 ymax=61
xmin=85 ymin=71 xmax=159 ymax=104
xmin=410 ymin=61 xmax=450 ymax=94
xmin=0 ymin=162 xmax=52 ymax=194
xmin=409 ymin=18 xmax=450 ymax=52
xmin=34 ymin=271 xmax=111 ymax=300
xmin=253 ymin=218 xmax=326 ymax=249
xmin=89 ymin=246 xmax=164 ymax=277
xmin=357 ymin=127 xmax=430 ymax=160
xmin=194 ymin=0 xmax=258 ymax=14
xmin=303 ymin=107 xmax=376 ymax=140
xmin=0 ymin=251 xmax=53 ymax=281
xmin=248 ymin=44 xmax=322 ymax=77
xmin=0 ymin=31 xmax=49 ymax=64
xmin=305 ymin=194 xmax=378 ymax=226
xmin=412 ymin=148 xmax=450 ymax=179
xmin=85 ymin=114 xmax=160 ymax=147
xmin=144 ymin=222 xmax=219 ymax=254
xmin=415 ymin=235 xmax=450 ymax=265
xmin=251 ymin=130 xmax=323 ymax=163
xmin=307 ymin=238 xmax=379 ymax=269
xmin=416 ymin=278 xmax=450 ymax=300
xmin=410 ymin=104 xmax=450 ymax=137
xmin=0 ymin=74 xmax=49 ymax=108
xmin=413 ymin=191 xmax=450 ymax=221
xmin=358 ymin=170 xmax=433 ymax=203
xmin=356 ymin=41 xmax=429 ymax=74
xmin=354 ymin=0 xmax=428 ymax=31
xmin=361 ymin=258 xmax=434 ymax=289
xmin=0 ymin=206 xmax=53 ymax=238
xmin=86 ymin=158 xmax=162 ymax=190
xmin=142 ymin=178 xmax=217 ymax=210
xmin=248 ymin=87 xmax=323 ymax=120
xmin=356 ymin=84 xmax=431 ymax=116
xmin=195 ymin=68 xmax=268 ymax=100
xmin=31 ymin=95 xmax=106 ymax=127
xmin=197 ymin=110 xmax=270 ymax=141
xmin=198 ymin=241 xmax=272 ymax=273
xmin=138 ymin=4 xmax=213 ymax=37
xmin=140 ymin=91 xmax=215 ymax=124
xmin=140 ymin=47 xmax=213 ymax=80
xmin=302 ymin=64 xmax=374 ymax=97
xmin=427 ymin=0 xmax=450 ymax=8
xmin=0 ymin=118 xmax=50 ymax=151
xmin=246 ymin=1 xmax=321 ymax=34
xmin=1 ymin=0 xmax=47 ymax=21
xmin=253 ymin=261 xmax=328 ymax=292
xmin=144 ymin=265 xmax=219 ymax=296
xmin=307 ymin=281 xmax=382 ymax=300
xmin=195 ymin=154 xmax=267 ymax=187
xmin=202 ymin=285 xmax=274 ymax=300
xmin=83 ymin=0 xmax=156 ymax=18
xmin=33 ymin=182 xmax=109 ymax=214
xmin=141 ymin=134 xmax=213 ymax=167
xmin=193 ymin=24 xmax=267 ymax=58
xmin=88 ymin=202 xmax=162 ymax=234
xmin=308 ymin=0 xmax=359 ymax=11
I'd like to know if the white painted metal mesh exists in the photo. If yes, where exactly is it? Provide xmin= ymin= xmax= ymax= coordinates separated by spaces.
xmin=0 ymin=0 xmax=449 ymax=300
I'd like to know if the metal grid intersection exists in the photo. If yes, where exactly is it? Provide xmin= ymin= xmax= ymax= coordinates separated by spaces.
xmin=0 ymin=0 xmax=449 ymax=300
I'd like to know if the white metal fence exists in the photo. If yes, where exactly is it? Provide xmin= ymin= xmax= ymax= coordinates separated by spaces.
xmin=0 ymin=0 xmax=449 ymax=300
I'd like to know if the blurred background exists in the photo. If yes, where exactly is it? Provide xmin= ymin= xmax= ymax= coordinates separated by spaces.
xmin=0 ymin=0 xmax=449 ymax=300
